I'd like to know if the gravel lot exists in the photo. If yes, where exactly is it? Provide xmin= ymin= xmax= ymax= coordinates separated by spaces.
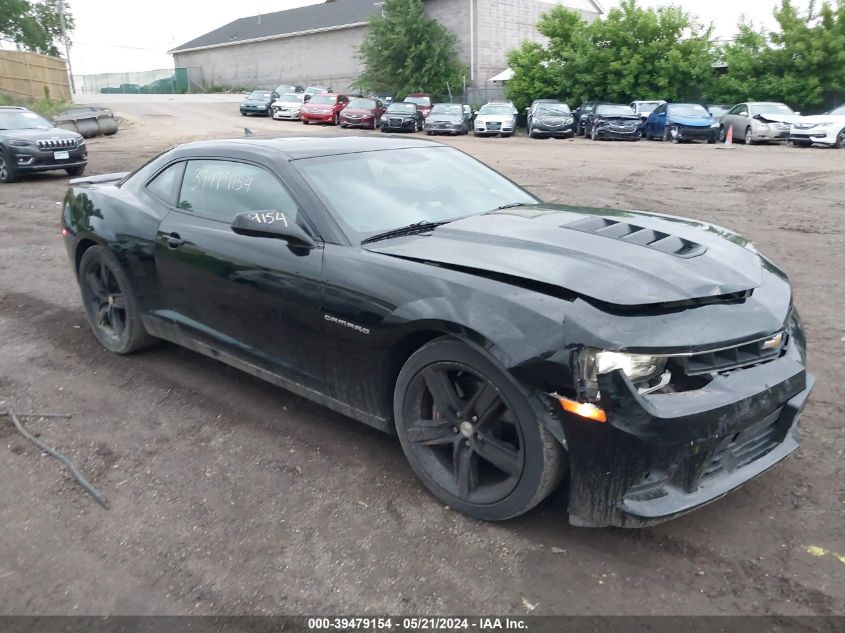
xmin=0 ymin=99 xmax=843 ymax=616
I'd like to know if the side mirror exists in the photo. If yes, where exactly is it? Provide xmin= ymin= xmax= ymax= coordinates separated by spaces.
xmin=795 ymin=111 xmax=801 ymax=116
xmin=231 ymin=211 xmax=317 ymax=249
xmin=473 ymin=110 xmax=478 ymax=115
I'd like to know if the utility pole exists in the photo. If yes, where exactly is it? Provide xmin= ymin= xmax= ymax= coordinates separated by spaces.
xmin=58 ymin=0 xmax=76 ymax=94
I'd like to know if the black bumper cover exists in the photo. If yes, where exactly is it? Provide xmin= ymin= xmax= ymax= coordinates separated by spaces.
xmin=556 ymin=357 xmax=814 ymax=527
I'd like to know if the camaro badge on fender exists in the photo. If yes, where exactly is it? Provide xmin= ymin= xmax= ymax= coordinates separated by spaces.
xmin=324 ymin=314 xmax=370 ymax=335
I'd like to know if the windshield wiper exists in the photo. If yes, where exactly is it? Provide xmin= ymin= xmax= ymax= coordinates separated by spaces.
xmin=491 ymin=202 xmax=531 ymax=211
xmin=361 ymin=220 xmax=451 ymax=245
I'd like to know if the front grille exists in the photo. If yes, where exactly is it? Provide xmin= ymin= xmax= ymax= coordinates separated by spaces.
xmin=700 ymin=407 xmax=783 ymax=483
xmin=37 ymin=138 xmax=76 ymax=150
xmin=562 ymin=216 xmax=707 ymax=258
xmin=679 ymin=332 xmax=785 ymax=376
xmin=388 ymin=117 xmax=403 ymax=127
xmin=486 ymin=122 xmax=502 ymax=131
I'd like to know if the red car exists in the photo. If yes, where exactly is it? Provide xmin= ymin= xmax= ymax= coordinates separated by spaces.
xmin=403 ymin=93 xmax=434 ymax=119
xmin=339 ymin=97 xmax=386 ymax=129
xmin=300 ymin=93 xmax=351 ymax=125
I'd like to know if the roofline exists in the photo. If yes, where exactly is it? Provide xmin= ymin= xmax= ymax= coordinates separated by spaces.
xmin=169 ymin=21 xmax=369 ymax=55
xmin=590 ymin=0 xmax=605 ymax=13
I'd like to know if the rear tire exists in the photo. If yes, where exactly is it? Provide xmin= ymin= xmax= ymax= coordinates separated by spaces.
xmin=78 ymin=246 xmax=156 ymax=354
xmin=394 ymin=338 xmax=564 ymax=521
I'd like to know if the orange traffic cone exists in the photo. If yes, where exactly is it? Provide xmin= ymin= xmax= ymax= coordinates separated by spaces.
xmin=717 ymin=125 xmax=735 ymax=149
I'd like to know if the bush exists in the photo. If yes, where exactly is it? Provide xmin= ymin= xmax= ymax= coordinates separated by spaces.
xmin=0 ymin=91 xmax=71 ymax=119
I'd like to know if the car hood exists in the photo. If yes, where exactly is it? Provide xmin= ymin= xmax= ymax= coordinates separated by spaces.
xmin=476 ymin=114 xmax=514 ymax=123
xmin=3 ymin=127 xmax=81 ymax=142
xmin=342 ymin=108 xmax=376 ymax=116
xmin=754 ymin=113 xmax=802 ymax=124
xmin=242 ymin=98 xmax=270 ymax=106
xmin=364 ymin=205 xmax=765 ymax=307
xmin=427 ymin=115 xmax=463 ymax=123
xmin=273 ymin=100 xmax=302 ymax=108
xmin=668 ymin=116 xmax=716 ymax=126
xmin=303 ymin=103 xmax=334 ymax=111
xmin=792 ymin=114 xmax=845 ymax=124
xmin=596 ymin=114 xmax=640 ymax=122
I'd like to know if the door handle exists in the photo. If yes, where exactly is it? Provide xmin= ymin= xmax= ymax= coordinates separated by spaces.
xmin=166 ymin=232 xmax=184 ymax=249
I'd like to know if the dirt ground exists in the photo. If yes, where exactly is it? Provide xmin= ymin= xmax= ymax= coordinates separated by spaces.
xmin=0 ymin=98 xmax=843 ymax=616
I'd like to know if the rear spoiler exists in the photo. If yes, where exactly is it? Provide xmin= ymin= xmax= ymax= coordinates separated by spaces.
xmin=69 ymin=172 xmax=129 ymax=186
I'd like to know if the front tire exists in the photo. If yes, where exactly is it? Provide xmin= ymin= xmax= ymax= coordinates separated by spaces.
xmin=835 ymin=127 xmax=845 ymax=149
xmin=78 ymin=246 xmax=155 ymax=354
xmin=0 ymin=151 xmax=19 ymax=183
xmin=394 ymin=338 xmax=564 ymax=521
xmin=745 ymin=126 xmax=756 ymax=144
xmin=66 ymin=165 xmax=85 ymax=176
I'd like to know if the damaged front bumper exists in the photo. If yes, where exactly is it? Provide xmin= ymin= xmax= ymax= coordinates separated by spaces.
xmin=552 ymin=355 xmax=814 ymax=527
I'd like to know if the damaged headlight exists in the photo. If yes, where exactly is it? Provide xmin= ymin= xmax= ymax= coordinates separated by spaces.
xmin=581 ymin=349 xmax=667 ymax=398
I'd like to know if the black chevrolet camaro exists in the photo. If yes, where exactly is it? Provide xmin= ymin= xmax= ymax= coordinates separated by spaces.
xmin=61 ymin=136 xmax=813 ymax=527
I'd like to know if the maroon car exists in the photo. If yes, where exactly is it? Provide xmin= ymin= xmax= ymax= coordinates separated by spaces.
xmin=339 ymin=97 xmax=386 ymax=129
xmin=300 ymin=93 xmax=351 ymax=125
xmin=403 ymin=93 xmax=434 ymax=119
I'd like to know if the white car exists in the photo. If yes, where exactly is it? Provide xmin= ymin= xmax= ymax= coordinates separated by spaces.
xmin=630 ymin=100 xmax=666 ymax=123
xmin=271 ymin=93 xmax=308 ymax=121
xmin=474 ymin=102 xmax=518 ymax=137
xmin=789 ymin=104 xmax=845 ymax=148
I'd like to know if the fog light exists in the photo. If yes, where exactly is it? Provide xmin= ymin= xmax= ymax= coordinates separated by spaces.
xmin=559 ymin=397 xmax=607 ymax=423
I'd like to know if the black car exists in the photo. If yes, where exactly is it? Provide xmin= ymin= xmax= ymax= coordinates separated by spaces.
xmin=584 ymin=104 xmax=644 ymax=140
xmin=527 ymin=102 xmax=574 ymax=139
xmin=572 ymin=101 xmax=609 ymax=136
xmin=380 ymin=102 xmax=423 ymax=132
xmin=61 ymin=136 xmax=813 ymax=528
xmin=424 ymin=103 xmax=471 ymax=135
xmin=0 ymin=106 xmax=87 ymax=183
xmin=240 ymin=90 xmax=279 ymax=116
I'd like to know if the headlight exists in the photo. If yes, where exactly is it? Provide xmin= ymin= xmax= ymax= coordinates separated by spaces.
xmin=754 ymin=121 xmax=769 ymax=128
xmin=581 ymin=348 xmax=667 ymax=398
xmin=9 ymin=140 xmax=34 ymax=147
xmin=710 ymin=122 xmax=719 ymax=128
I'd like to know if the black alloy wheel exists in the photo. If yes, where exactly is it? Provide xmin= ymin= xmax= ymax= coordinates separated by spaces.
xmin=394 ymin=338 xmax=564 ymax=520
xmin=78 ymin=246 xmax=154 ymax=354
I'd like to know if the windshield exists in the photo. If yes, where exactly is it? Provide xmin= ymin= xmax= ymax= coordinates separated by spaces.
xmin=596 ymin=105 xmax=634 ymax=116
xmin=404 ymin=96 xmax=431 ymax=107
xmin=387 ymin=103 xmax=416 ymax=113
xmin=347 ymin=98 xmax=376 ymax=109
xmin=828 ymin=105 xmax=845 ymax=115
xmin=280 ymin=93 xmax=304 ymax=103
xmin=293 ymin=147 xmax=538 ymax=239
xmin=430 ymin=104 xmax=462 ymax=115
xmin=0 ymin=110 xmax=52 ymax=130
xmin=707 ymin=105 xmax=728 ymax=117
xmin=308 ymin=94 xmax=337 ymax=105
xmin=305 ymin=86 xmax=328 ymax=95
xmin=668 ymin=104 xmax=709 ymax=117
xmin=248 ymin=91 xmax=272 ymax=100
xmin=636 ymin=102 xmax=662 ymax=113
xmin=751 ymin=103 xmax=794 ymax=115
xmin=537 ymin=104 xmax=571 ymax=116
xmin=479 ymin=105 xmax=513 ymax=116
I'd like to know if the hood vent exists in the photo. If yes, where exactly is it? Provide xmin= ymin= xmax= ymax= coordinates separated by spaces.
xmin=562 ymin=216 xmax=707 ymax=259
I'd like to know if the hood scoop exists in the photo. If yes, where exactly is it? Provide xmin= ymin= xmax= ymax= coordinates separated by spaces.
xmin=563 ymin=216 xmax=707 ymax=259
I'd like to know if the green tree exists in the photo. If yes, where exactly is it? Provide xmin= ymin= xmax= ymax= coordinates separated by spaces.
xmin=0 ymin=0 xmax=74 ymax=56
xmin=354 ymin=0 xmax=466 ymax=98
xmin=506 ymin=0 xmax=715 ymax=110
xmin=707 ymin=0 xmax=845 ymax=112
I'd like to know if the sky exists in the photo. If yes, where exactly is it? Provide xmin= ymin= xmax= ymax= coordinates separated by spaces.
xmin=64 ymin=0 xmax=787 ymax=76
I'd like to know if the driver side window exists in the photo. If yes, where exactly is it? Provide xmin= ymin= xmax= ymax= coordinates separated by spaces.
xmin=177 ymin=160 xmax=299 ymax=224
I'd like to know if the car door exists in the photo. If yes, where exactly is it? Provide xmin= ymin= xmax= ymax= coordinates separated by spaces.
xmin=153 ymin=157 xmax=327 ymax=390
xmin=651 ymin=103 xmax=667 ymax=136
xmin=725 ymin=104 xmax=749 ymax=139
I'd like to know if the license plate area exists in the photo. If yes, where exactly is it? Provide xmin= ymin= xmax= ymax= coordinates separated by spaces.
xmin=54 ymin=150 xmax=69 ymax=160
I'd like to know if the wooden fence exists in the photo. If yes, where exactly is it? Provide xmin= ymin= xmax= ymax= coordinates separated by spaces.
xmin=0 ymin=50 xmax=70 ymax=101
